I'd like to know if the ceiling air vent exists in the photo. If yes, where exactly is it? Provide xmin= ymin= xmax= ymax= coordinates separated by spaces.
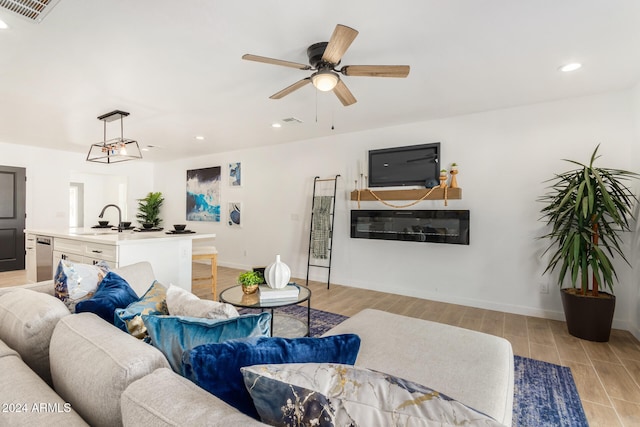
xmin=282 ymin=117 xmax=303 ymax=124
xmin=0 ymin=0 xmax=61 ymax=23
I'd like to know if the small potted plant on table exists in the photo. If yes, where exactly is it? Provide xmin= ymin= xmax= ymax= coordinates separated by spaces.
xmin=238 ymin=270 xmax=264 ymax=295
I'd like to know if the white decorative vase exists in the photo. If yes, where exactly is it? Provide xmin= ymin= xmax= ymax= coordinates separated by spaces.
xmin=264 ymin=255 xmax=291 ymax=289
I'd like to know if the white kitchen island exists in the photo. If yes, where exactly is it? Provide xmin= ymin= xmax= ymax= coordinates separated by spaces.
xmin=25 ymin=228 xmax=215 ymax=292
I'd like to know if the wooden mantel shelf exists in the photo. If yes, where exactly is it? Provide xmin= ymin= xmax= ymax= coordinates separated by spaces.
xmin=350 ymin=187 xmax=462 ymax=202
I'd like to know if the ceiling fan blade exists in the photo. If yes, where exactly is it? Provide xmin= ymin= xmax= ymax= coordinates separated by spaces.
xmin=321 ymin=24 xmax=359 ymax=65
xmin=269 ymin=78 xmax=312 ymax=99
xmin=341 ymin=65 xmax=410 ymax=78
xmin=333 ymin=79 xmax=357 ymax=106
xmin=242 ymin=54 xmax=311 ymax=70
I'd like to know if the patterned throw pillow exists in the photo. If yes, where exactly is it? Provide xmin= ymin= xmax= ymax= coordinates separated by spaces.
xmin=114 ymin=281 xmax=168 ymax=339
xmin=242 ymin=363 xmax=504 ymax=427
xmin=54 ymin=259 xmax=110 ymax=312
xmin=75 ymin=272 xmax=139 ymax=323
xmin=182 ymin=334 xmax=361 ymax=419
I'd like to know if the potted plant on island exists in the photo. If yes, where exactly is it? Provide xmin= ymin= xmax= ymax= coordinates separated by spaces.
xmin=539 ymin=145 xmax=638 ymax=342
xmin=136 ymin=191 xmax=164 ymax=229
xmin=238 ymin=270 xmax=264 ymax=295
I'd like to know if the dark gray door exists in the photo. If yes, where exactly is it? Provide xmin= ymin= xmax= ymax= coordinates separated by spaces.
xmin=0 ymin=166 xmax=26 ymax=272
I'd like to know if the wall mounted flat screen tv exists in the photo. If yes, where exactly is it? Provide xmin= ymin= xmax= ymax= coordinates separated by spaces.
xmin=368 ymin=143 xmax=440 ymax=187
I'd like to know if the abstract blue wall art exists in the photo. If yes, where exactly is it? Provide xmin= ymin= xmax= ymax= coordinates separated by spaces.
xmin=186 ymin=167 xmax=221 ymax=222
xmin=229 ymin=162 xmax=241 ymax=187
xmin=228 ymin=202 xmax=241 ymax=228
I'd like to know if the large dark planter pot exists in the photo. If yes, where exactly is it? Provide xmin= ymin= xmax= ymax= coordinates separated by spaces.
xmin=561 ymin=288 xmax=616 ymax=342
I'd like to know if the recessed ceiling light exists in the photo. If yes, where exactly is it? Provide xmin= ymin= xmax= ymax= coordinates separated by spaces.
xmin=0 ymin=19 xmax=8 ymax=29
xmin=559 ymin=63 xmax=582 ymax=72
xmin=194 ymin=136 xmax=205 ymax=140
xmin=271 ymin=123 xmax=282 ymax=128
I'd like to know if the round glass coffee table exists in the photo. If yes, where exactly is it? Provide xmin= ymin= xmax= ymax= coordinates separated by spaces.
xmin=219 ymin=284 xmax=311 ymax=338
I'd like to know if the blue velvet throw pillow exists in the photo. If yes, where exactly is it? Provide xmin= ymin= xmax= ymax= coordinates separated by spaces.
xmin=142 ymin=312 xmax=272 ymax=373
xmin=75 ymin=272 xmax=139 ymax=324
xmin=182 ymin=334 xmax=361 ymax=419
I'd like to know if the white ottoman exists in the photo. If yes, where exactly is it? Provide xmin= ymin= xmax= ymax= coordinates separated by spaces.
xmin=324 ymin=308 xmax=514 ymax=426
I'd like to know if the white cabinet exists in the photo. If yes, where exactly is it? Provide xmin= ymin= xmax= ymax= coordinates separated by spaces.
xmin=25 ymin=228 xmax=215 ymax=291
xmin=53 ymin=238 xmax=117 ymax=272
xmin=83 ymin=241 xmax=117 ymax=263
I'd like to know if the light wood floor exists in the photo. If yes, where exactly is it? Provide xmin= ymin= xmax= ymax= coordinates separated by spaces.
xmin=3 ymin=265 xmax=640 ymax=426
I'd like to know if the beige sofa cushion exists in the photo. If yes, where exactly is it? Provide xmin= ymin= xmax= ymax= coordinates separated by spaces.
xmin=0 ymin=350 xmax=88 ymax=426
xmin=112 ymin=261 xmax=157 ymax=297
xmin=0 ymin=288 xmax=70 ymax=384
xmin=323 ymin=309 xmax=514 ymax=426
xmin=121 ymin=368 xmax=265 ymax=427
xmin=50 ymin=313 xmax=170 ymax=427
xmin=0 ymin=280 xmax=55 ymax=297
xmin=0 ymin=338 xmax=19 ymax=358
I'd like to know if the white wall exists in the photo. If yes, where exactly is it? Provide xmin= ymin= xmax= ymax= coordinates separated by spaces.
xmin=0 ymin=142 xmax=155 ymax=229
xmin=3 ymin=89 xmax=638 ymax=333
xmin=154 ymin=90 xmax=638 ymax=330
xmin=630 ymin=83 xmax=640 ymax=339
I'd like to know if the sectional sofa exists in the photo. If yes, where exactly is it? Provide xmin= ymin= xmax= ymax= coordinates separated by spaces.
xmin=0 ymin=261 xmax=514 ymax=426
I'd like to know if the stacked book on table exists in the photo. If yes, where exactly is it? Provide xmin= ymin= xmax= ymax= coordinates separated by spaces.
xmin=258 ymin=284 xmax=300 ymax=302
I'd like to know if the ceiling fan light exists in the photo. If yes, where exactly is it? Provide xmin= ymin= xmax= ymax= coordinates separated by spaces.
xmin=311 ymin=71 xmax=339 ymax=91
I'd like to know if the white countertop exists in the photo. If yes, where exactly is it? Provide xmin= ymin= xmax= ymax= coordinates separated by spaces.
xmin=26 ymin=228 xmax=215 ymax=245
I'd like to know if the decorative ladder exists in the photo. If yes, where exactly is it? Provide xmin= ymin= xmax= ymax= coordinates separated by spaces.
xmin=305 ymin=175 xmax=339 ymax=289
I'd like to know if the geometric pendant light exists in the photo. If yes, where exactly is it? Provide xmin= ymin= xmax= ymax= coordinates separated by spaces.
xmin=86 ymin=110 xmax=143 ymax=164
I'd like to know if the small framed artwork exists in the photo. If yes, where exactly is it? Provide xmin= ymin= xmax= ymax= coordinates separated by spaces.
xmin=229 ymin=162 xmax=241 ymax=187
xmin=228 ymin=202 xmax=241 ymax=228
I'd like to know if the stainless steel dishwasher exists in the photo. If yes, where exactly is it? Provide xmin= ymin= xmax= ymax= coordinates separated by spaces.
xmin=35 ymin=236 xmax=53 ymax=281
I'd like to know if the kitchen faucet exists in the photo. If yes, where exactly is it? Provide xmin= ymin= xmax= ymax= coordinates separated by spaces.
xmin=99 ymin=204 xmax=122 ymax=232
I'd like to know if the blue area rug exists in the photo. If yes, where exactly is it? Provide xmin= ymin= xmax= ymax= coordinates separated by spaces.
xmin=239 ymin=305 xmax=348 ymax=338
xmin=513 ymin=356 xmax=588 ymax=427
xmin=244 ymin=306 xmax=588 ymax=426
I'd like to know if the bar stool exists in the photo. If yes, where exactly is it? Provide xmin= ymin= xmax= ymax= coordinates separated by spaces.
xmin=192 ymin=245 xmax=218 ymax=299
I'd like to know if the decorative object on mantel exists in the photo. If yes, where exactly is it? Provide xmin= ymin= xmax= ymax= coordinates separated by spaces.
xmin=351 ymin=187 xmax=461 ymax=209
xmin=264 ymin=255 xmax=291 ymax=289
xmin=238 ymin=270 xmax=264 ymax=295
xmin=449 ymin=163 xmax=459 ymax=188
xmin=86 ymin=110 xmax=143 ymax=164
xmin=439 ymin=169 xmax=448 ymax=188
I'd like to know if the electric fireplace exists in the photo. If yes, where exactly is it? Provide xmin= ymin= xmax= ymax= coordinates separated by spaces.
xmin=350 ymin=210 xmax=470 ymax=245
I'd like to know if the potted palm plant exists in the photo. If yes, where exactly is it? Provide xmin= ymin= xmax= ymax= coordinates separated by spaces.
xmin=136 ymin=191 xmax=164 ymax=228
xmin=539 ymin=145 xmax=638 ymax=342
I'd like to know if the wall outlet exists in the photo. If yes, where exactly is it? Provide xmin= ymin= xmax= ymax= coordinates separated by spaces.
xmin=243 ymin=249 xmax=247 ymax=257
xmin=540 ymin=282 xmax=549 ymax=294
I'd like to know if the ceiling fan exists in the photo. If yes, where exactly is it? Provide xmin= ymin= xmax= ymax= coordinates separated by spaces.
xmin=242 ymin=24 xmax=410 ymax=106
